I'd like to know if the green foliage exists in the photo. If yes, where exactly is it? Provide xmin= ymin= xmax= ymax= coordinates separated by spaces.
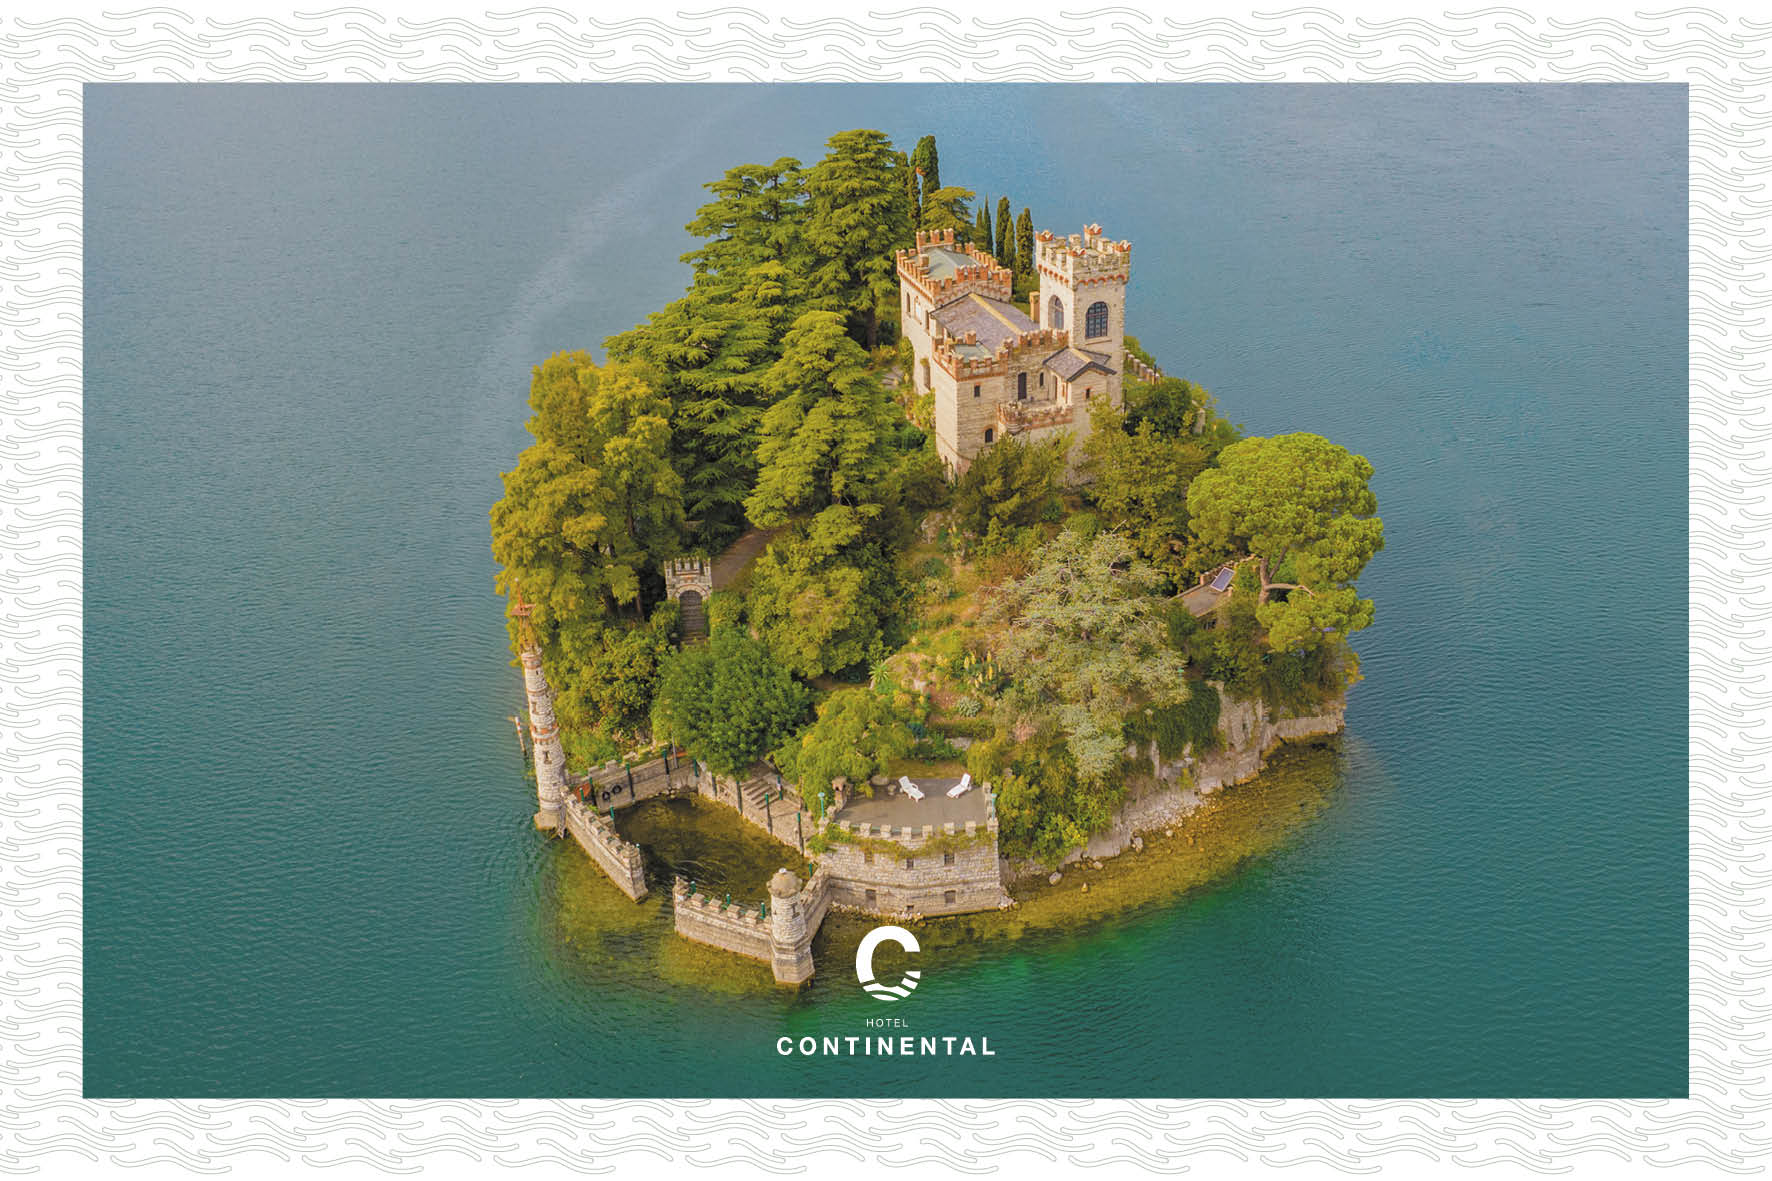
xmin=491 ymin=351 xmax=684 ymax=648
xmin=953 ymin=434 xmax=1066 ymax=541
xmin=910 ymin=135 xmax=939 ymax=210
xmin=774 ymin=686 xmax=916 ymax=799
xmin=984 ymin=529 xmax=1185 ymax=780
xmin=975 ymin=197 xmax=991 ymax=255
xmin=553 ymin=603 xmax=679 ymax=743
xmin=1125 ymin=680 xmax=1221 ymax=759
xmin=604 ymin=157 xmax=812 ymax=551
xmin=744 ymin=525 xmax=898 ymax=679
xmin=992 ymin=737 xmax=1126 ymax=865
xmin=745 ymin=310 xmax=898 ymax=532
xmin=807 ymin=129 xmax=914 ymax=348
xmin=921 ymin=186 xmax=975 ymax=238
xmin=651 ymin=630 xmax=808 ymax=780
xmin=1081 ymin=401 xmax=1211 ymax=577
xmin=1015 ymin=208 xmax=1034 ymax=275
xmin=994 ymin=195 xmax=1012 ymax=264
xmin=1187 ymin=432 xmax=1385 ymax=653
xmin=953 ymin=695 xmax=982 ymax=718
xmin=1123 ymin=335 xmax=1157 ymax=369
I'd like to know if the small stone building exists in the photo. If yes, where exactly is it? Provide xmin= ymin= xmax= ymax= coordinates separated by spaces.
xmin=897 ymin=223 xmax=1135 ymax=475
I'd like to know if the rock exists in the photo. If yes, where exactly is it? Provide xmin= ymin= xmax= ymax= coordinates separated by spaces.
xmin=870 ymin=774 xmax=889 ymax=788
xmin=1091 ymin=860 xmax=1103 ymax=871
xmin=952 ymin=736 xmax=974 ymax=751
xmin=1048 ymin=872 xmax=1063 ymax=885
xmin=1131 ymin=836 xmax=1144 ymax=852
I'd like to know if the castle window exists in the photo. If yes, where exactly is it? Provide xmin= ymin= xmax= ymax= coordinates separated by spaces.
xmin=1017 ymin=372 xmax=1027 ymax=400
xmin=1085 ymin=301 xmax=1109 ymax=340
xmin=864 ymin=849 xmax=873 ymax=865
xmin=944 ymin=890 xmax=957 ymax=905
xmin=905 ymin=857 xmax=916 ymax=869
xmin=865 ymin=889 xmax=876 ymax=904
xmin=984 ymin=427 xmax=994 ymax=444
xmin=1084 ymin=387 xmax=1092 ymax=400
xmin=943 ymin=852 xmax=955 ymax=866
xmin=1048 ymin=295 xmax=1065 ymax=331
xmin=973 ymin=384 xmax=980 ymax=398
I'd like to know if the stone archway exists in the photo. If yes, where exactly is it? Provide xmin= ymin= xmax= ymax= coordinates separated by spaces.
xmin=679 ymin=589 xmax=705 ymax=637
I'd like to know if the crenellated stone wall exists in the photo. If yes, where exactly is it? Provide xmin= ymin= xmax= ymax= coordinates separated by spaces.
xmin=561 ymin=792 xmax=648 ymax=901
xmin=817 ymin=817 xmax=1008 ymax=917
xmin=1063 ymin=688 xmax=1348 ymax=864
xmin=671 ymin=877 xmax=774 ymax=961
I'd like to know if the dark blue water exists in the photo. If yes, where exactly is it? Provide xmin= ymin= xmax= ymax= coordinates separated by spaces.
xmin=85 ymin=84 xmax=1686 ymax=1097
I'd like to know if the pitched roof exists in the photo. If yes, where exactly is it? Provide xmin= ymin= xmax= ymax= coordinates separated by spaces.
xmin=930 ymin=293 xmax=1039 ymax=357
xmin=1042 ymin=346 xmax=1116 ymax=382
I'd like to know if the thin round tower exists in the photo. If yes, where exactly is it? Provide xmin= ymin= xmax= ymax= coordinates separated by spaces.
xmin=511 ymin=587 xmax=566 ymax=831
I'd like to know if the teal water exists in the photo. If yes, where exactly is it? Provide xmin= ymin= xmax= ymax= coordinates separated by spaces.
xmin=84 ymin=84 xmax=1686 ymax=1097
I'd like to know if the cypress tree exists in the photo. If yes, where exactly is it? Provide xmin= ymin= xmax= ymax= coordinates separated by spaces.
xmin=977 ymin=197 xmax=992 ymax=255
xmin=995 ymin=195 xmax=1012 ymax=265
xmin=1016 ymin=207 xmax=1035 ymax=275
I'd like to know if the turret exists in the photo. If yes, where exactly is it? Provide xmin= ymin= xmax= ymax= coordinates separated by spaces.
xmin=768 ymin=868 xmax=815 ymax=985
xmin=1035 ymin=223 xmax=1131 ymax=368
xmin=511 ymin=589 xmax=566 ymax=831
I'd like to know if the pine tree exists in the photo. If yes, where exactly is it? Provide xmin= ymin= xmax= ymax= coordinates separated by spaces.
xmin=806 ymin=129 xmax=914 ymax=349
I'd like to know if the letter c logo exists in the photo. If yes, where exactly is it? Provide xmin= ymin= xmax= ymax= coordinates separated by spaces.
xmin=856 ymin=925 xmax=922 ymax=1002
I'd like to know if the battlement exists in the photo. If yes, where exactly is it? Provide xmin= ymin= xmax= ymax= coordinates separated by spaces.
xmin=827 ymin=814 xmax=1000 ymax=845
xmin=998 ymin=401 xmax=1076 ymax=433
xmin=1035 ymin=223 xmax=1132 ymax=285
xmin=929 ymin=325 xmax=1067 ymax=380
xmin=897 ymin=228 xmax=1013 ymax=302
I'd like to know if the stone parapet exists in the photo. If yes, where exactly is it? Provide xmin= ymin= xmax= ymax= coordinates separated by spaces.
xmin=672 ymin=877 xmax=773 ymax=962
xmin=562 ymin=793 xmax=648 ymax=901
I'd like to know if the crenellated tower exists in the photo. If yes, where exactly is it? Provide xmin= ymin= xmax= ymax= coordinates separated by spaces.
xmin=511 ymin=588 xmax=566 ymax=831
xmin=1032 ymin=223 xmax=1131 ymax=376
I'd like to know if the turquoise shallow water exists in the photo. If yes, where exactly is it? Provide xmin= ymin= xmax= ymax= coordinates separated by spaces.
xmin=84 ymin=84 xmax=1686 ymax=1097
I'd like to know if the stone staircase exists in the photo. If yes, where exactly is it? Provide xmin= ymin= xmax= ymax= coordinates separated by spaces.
xmin=680 ymin=593 xmax=706 ymax=638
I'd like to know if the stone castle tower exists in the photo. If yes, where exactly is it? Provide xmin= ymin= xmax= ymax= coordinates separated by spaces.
xmin=512 ymin=591 xmax=566 ymax=830
xmin=896 ymin=223 xmax=1132 ymax=475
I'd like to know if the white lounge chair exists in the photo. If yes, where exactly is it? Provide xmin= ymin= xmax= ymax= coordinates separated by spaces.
xmin=899 ymin=775 xmax=925 ymax=801
xmin=947 ymin=773 xmax=972 ymax=798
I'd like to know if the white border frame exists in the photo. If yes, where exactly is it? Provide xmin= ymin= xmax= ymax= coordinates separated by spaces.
xmin=3 ymin=5 xmax=1753 ymax=1174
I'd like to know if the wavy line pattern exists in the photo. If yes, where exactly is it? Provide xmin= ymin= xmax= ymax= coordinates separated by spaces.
xmin=1 ymin=5 xmax=1762 ymax=1173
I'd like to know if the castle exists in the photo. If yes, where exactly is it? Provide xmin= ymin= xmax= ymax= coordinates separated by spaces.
xmin=897 ymin=223 xmax=1156 ymax=474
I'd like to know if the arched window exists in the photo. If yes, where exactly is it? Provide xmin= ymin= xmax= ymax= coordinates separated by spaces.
xmin=1085 ymin=301 xmax=1109 ymax=340
xmin=1048 ymin=296 xmax=1065 ymax=331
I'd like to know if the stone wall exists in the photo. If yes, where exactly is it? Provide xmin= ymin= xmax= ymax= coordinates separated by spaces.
xmin=816 ymin=818 xmax=1007 ymax=917
xmin=1061 ymin=688 xmax=1347 ymax=863
xmin=671 ymin=877 xmax=774 ymax=962
xmin=561 ymin=793 xmax=648 ymax=900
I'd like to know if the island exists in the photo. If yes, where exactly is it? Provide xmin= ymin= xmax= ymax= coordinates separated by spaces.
xmin=490 ymin=130 xmax=1384 ymax=986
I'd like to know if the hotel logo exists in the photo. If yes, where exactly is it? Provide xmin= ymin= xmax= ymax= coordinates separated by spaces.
xmin=855 ymin=925 xmax=921 ymax=1002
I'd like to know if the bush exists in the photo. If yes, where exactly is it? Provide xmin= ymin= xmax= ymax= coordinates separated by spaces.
xmin=953 ymin=434 xmax=1065 ymax=541
xmin=953 ymin=695 xmax=982 ymax=717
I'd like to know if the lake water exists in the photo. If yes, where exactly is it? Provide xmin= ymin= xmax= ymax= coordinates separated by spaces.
xmin=84 ymin=84 xmax=1687 ymax=1097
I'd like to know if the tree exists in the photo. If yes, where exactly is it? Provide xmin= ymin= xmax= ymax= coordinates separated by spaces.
xmin=975 ymin=197 xmax=992 ymax=255
xmin=744 ymin=527 xmax=896 ymax=679
xmin=605 ymin=156 xmax=814 ymax=551
xmin=745 ymin=310 xmax=898 ymax=532
xmin=994 ymin=195 xmax=1012 ymax=265
xmin=774 ymin=687 xmax=916 ymax=799
xmin=651 ymin=630 xmax=808 ymax=780
xmin=953 ymin=434 xmax=1066 ymax=542
xmin=910 ymin=135 xmax=940 ymax=208
xmin=808 ymin=129 xmax=913 ymax=347
xmin=1016 ymin=207 xmax=1034 ymax=276
xmin=901 ymin=149 xmax=921 ymax=227
xmin=1185 ymin=433 xmax=1384 ymax=652
xmin=983 ymin=530 xmax=1184 ymax=779
xmin=552 ymin=603 xmax=678 ymax=745
xmin=491 ymin=352 xmax=683 ymax=646
xmin=920 ymin=186 xmax=975 ymax=240
xmin=1081 ymin=402 xmax=1212 ymax=575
